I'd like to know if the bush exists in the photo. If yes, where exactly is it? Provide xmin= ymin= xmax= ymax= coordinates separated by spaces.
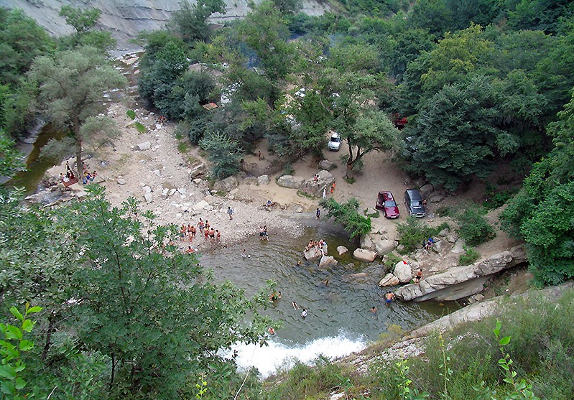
xmin=126 ymin=109 xmax=136 ymax=120
xmin=459 ymin=246 xmax=480 ymax=265
xmin=456 ymin=207 xmax=495 ymax=246
xmin=320 ymin=198 xmax=371 ymax=239
xmin=384 ymin=253 xmax=402 ymax=270
xmin=199 ymin=131 xmax=243 ymax=179
xmin=397 ymin=217 xmax=449 ymax=254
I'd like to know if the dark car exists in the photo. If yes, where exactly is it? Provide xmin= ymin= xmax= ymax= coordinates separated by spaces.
xmin=404 ymin=189 xmax=426 ymax=217
xmin=376 ymin=191 xmax=400 ymax=219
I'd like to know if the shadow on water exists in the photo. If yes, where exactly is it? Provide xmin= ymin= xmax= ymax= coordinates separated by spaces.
xmin=9 ymin=124 xmax=66 ymax=194
xmin=200 ymin=221 xmax=459 ymax=376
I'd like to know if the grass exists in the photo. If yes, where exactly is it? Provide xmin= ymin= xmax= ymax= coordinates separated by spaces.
xmin=364 ymin=208 xmax=380 ymax=218
xmin=344 ymin=176 xmax=355 ymax=184
xmin=133 ymin=121 xmax=146 ymax=134
xmin=459 ymin=245 xmax=480 ymax=265
xmin=177 ymin=141 xmax=190 ymax=153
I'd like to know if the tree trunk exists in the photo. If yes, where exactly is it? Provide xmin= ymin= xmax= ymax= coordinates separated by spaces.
xmin=109 ymin=352 xmax=115 ymax=391
xmin=41 ymin=310 xmax=57 ymax=361
xmin=76 ymin=138 xmax=83 ymax=179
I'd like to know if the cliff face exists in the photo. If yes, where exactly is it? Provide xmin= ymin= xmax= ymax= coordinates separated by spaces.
xmin=1 ymin=0 xmax=330 ymax=49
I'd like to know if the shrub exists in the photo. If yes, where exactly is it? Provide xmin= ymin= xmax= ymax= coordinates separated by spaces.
xmin=177 ymin=141 xmax=189 ymax=153
xmin=133 ymin=121 xmax=146 ymax=134
xmin=397 ymin=217 xmax=449 ymax=254
xmin=456 ymin=207 xmax=495 ymax=246
xmin=459 ymin=246 xmax=480 ymax=265
xmin=320 ymin=198 xmax=371 ymax=239
xmin=126 ymin=109 xmax=136 ymax=120
xmin=199 ymin=131 xmax=243 ymax=179
xmin=384 ymin=253 xmax=403 ymax=271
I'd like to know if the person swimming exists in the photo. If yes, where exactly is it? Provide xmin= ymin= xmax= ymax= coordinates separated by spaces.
xmin=291 ymin=301 xmax=299 ymax=310
xmin=385 ymin=292 xmax=396 ymax=304
xmin=301 ymin=308 xmax=308 ymax=318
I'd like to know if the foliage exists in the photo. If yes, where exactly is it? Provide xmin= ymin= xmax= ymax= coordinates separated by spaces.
xmin=199 ymin=131 xmax=244 ymax=179
xmin=0 ymin=304 xmax=42 ymax=400
xmin=502 ymin=93 xmax=574 ymax=285
xmin=384 ymin=252 xmax=403 ymax=270
xmin=126 ymin=109 xmax=136 ymax=120
xmin=59 ymin=6 xmax=101 ymax=34
xmin=483 ymin=183 xmax=518 ymax=210
xmin=169 ymin=0 xmax=226 ymax=44
xmin=456 ymin=207 xmax=495 ymax=246
xmin=0 ymin=129 xmax=25 ymax=178
xmin=396 ymin=217 xmax=449 ymax=254
xmin=459 ymin=246 xmax=480 ymax=266
xmin=133 ymin=121 xmax=147 ymax=134
xmin=29 ymin=46 xmax=126 ymax=176
xmin=319 ymin=198 xmax=371 ymax=239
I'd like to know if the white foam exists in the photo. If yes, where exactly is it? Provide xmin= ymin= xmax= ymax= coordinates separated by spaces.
xmin=227 ymin=332 xmax=367 ymax=378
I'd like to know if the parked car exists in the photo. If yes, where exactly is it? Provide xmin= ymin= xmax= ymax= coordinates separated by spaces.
xmin=328 ymin=132 xmax=341 ymax=151
xmin=404 ymin=189 xmax=426 ymax=217
xmin=376 ymin=191 xmax=400 ymax=219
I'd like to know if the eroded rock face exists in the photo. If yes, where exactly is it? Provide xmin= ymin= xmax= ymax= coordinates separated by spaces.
xmin=2 ymin=0 xmax=330 ymax=49
xmin=213 ymin=176 xmax=238 ymax=192
xmin=395 ymin=246 xmax=527 ymax=302
xmin=379 ymin=273 xmax=400 ymax=287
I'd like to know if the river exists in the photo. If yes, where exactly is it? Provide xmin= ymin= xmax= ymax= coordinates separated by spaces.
xmin=199 ymin=221 xmax=457 ymax=377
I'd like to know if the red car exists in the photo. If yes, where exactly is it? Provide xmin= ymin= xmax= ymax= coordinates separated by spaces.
xmin=376 ymin=191 xmax=400 ymax=219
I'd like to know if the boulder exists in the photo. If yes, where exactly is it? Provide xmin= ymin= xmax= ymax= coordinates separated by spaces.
xmin=137 ymin=141 xmax=151 ymax=151
xmin=143 ymin=192 xmax=153 ymax=203
xmin=304 ymin=246 xmax=323 ymax=261
xmin=257 ymin=175 xmax=270 ymax=185
xmin=299 ymin=170 xmax=335 ymax=197
xmin=353 ymin=248 xmax=377 ymax=262
xmin=277 ymin=175 xmax=305 ymax=189
xmin=395 ymin=246 xmax=527 ymax=302
xmin=419 ymin=183 xmax=434 ymax=198
xmin=394 ymin=260 xmax=413 ymax=283
xmin=190 ymin=163 xmax=206 ymax=178
xmin=213 ymin=176 xmax=238 ymax=192
xmin=365 ymin=207 xmax=378 ymax=216
xmin=318 ymin=159 xmax=336 ymax=171
xmin=117 ymin=178 xmax=126 ymax=185
xmin=360 ymin=233 xmax=395 ymax=255
xmin=337 ymin=246 xmax=348 ymax=255
xmin=379 ymin=273 xmax=400 ymax=287
xmin=450 ymin=239 xmax=465 ymax=254
xmin=193 ymin=200 xmax=211 ymax=211
xmin=319 ymin=255 xmax=338 ymax=268
xmin=429 ymin=193 xmax=445 ymax=203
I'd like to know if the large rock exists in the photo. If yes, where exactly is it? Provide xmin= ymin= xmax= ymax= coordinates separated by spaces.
xmin=353 ymin=248 xmax=377 ymax=262
xmin=304 ymin=246 xmax=323 ymax=261
xmin=299 ymin=170 xmax=335 ymax=197
xmin=277 ymin=175 xmax=305 ymax=189
xmin=379 ymin=273 xmax=400 ymax=287
xmin=257 ymin=175 xmax=270 ymax=185
xmin=213 ymin=176 xmax=238 ymax=192
xmin=318 ymin=159 xmax=336 ymax=171
xmin=319 ymin=255 xmax=337 ymax=268
xmin=395 ymin=246 xmax=527 ymax=302
xmin=193 ymin=200 xmax=211 ymax=211
xmin=394 ymin=261 xmax=413 ymax=283
xmin=143 ymin=192 xmax=153 ymax=203
xmin=360 ymin=233 xmax=395 ymax=256
xmin=419 ymin=183 xmax=434 ymax=198
xmin=137 ymin=141 xmax=151 ymax=151
xmin=337 ymin=246 xmax=348 ymax=255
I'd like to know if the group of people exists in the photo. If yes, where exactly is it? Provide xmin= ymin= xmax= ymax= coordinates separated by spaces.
xmin=59 ymin=162 xmax=97 ymax=186
xmin=305 ymin=239 xmax=327 ymax=254
xmin=259 ymin=225 xmax=269 ymax=240
xmin=180 ymin=218 xmax=222 ymax=250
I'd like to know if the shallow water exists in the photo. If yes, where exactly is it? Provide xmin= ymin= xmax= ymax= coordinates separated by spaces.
xmin=200 ymin=221 xmax=457 ymax=376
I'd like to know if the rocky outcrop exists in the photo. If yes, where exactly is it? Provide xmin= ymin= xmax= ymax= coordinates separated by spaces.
xmin=299 ymin=170 xmax=335 ymax=197
xmin=319 ymin=255 xmax=337 ymax=268
xmin=213 ymin=176 xmax=238 ymax=192
xmin=395 ymin=246 xmax=527 ymax=302
xmin=393 ymin=261 xmax=413 ymax=283
xmin=277 ymin=175 xmax=305 ymax=189
xmin=3 ymin=0 xmax=330 ymax=49
xmin=378 ymin=273 xmax=400 ymax=287
xmin=360 ymin=232 xmax=395 ymax=256
xmin=353 ymin=248 xmax=377 ymax=262
xmin=318 ymin=159 xmax=336 ymax=171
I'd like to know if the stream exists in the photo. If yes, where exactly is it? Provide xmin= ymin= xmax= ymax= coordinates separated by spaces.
xmin=200 ymin=221 xmax=457 ymax=377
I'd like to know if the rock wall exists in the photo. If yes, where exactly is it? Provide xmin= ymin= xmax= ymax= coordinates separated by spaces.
xmin=1 ymin=0 xmax=330 ymax=50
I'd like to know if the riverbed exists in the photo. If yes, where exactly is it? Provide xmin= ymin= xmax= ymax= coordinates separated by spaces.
xmin=200 ymin=221 xmax=457 ymax=377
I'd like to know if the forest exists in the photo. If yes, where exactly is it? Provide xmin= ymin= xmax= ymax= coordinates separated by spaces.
xmin=0 ymin=0 xmax=573 ymax=398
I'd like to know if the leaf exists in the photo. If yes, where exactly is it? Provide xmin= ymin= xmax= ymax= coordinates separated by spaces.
xmin=499 ymin=336 xmax=511 ymax=346
xmin=21 ymin=320 xmax=34 ymax=333
xmin=9 ymin=307 xmax=23 ymax=322
xmin=0 ymin=365 xmax=17 ymax=379
xmin=27 ymin=306 xmax=42 ymax=314
xmin=18 ymin=340 xmax=34 ymax=351
xmin=4 ymin=325 xmax=22 ymax=340
xmin=14 ymin=377 xmax=26 ymax=390
xmin=493 ymin=319 xmax=501 ymax=337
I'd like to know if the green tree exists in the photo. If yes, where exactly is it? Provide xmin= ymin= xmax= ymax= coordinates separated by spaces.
xmin=319 ymin=198 xmax=371 ymax=239
xmin=200 ymin=131 xmax=244 ymax=179
xmin=169 ymin=0 xmax=226 ymax=43
xmin=502 ymin=93 xmax=574 ymax=285
xmin=0 ymin=129 xmax=24 ymax=178
xmin=59 ymin=6 xmax=101 ymax=34
xmin=29 ymin=47 xmax=126 ymax=176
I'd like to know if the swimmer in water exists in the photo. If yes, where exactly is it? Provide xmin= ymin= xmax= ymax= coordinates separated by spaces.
xmin=370 ymin=306 xmax=377 ymax=313
xmin=301 ymin=308 xmax=308 ymax=318
xmin=242 ymin=249 xmax=250 ymax=258
xmin=385 ymin=292 xmax=396 ymax=305
xmin=291 ymin=301 xmax=299 ymax=310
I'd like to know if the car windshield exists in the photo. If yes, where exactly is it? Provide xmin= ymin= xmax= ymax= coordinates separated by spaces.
xmin=412 ymin=201 xmax=421 ymax=207
xmin=384 ymin=200 xmax=396 ymax=207
xmin=330 ymin=136 xmax=340 ymax=142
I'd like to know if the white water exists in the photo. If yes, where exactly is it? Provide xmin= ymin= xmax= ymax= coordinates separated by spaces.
xmin=229 ymin=331 xmax=367 ymax=378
